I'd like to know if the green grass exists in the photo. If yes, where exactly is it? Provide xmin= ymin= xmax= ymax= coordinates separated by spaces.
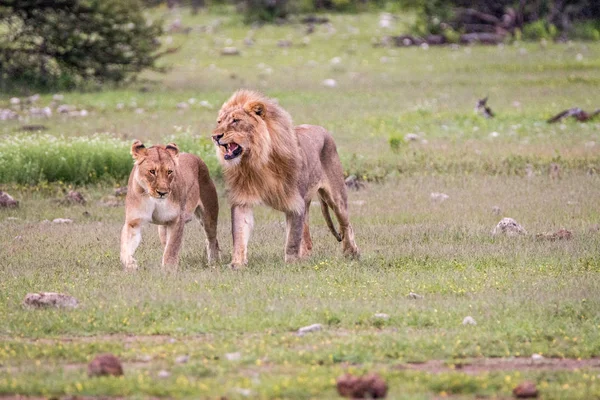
xmin=1 ymin=7 xmax=600 ymax=400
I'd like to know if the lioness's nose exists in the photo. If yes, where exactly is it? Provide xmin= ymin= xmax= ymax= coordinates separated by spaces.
xmin=157 ymin=190 xmax=168 ymax=197
xmin=212 ymin=133 xmax=223 ymax=142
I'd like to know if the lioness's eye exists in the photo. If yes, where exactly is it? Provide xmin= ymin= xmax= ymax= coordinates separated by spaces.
xmin=217 ymin=120 xmax=221 ymax=124
xmin=149 ymin=170 xmax=156 ymax=175
xmin=167 ymin=170 xmax=173 ymax=175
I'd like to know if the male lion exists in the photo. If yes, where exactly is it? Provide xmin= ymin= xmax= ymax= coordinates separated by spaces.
xmin=211 ymin=89 xmax=359 ymax=268
xmin=120 ymin=141 xmax=220 ymax=270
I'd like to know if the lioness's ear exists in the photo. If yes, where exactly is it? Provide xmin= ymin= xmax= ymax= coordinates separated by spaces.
xmin=165 ymin=143 xmax=179 ymax=158
xmin=131 ymin=140 xmax=147 ymax=160
xmin=244 ymin=101 xmax=265 ymax=118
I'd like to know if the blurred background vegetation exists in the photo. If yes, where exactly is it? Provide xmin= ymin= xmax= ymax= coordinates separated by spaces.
xmin=1 ymin=0 xmax=599 ymax=91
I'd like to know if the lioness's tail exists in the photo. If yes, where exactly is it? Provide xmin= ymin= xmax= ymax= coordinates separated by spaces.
xmin=320 ymin=199 xmax=342 ymax=242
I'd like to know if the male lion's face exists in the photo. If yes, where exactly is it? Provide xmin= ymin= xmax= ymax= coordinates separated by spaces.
xmin=212 ymin=101 xmax=266 ymax=166
xmin=130 ymin=141 xmax=179 ymax=199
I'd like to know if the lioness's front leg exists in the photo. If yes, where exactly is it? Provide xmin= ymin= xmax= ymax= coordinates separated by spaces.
xmin=120 ymin=219 xmax=143 ymax=270
xmin=285 ymin=202 xmax=306 ymax=263
xmin=162 ymin=217 xmax=185 ymax=269
xmin=231 ymin=205 xmax=254 ymax=269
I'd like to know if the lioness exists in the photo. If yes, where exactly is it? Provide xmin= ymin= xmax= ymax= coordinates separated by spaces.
xmin=211 ymin=90 xmax=359 ymax=268
xmin=120 ymin=140 xmax=220 ymax=270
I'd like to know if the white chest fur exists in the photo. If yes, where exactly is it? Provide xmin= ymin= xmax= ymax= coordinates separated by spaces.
xmin=133 ymin=197 xmax=181 ymax=225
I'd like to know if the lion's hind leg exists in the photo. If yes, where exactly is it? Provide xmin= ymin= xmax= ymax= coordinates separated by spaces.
xmin=299 ymin=200 xmax=313 ymax=258
xmin=318 ymin=187 xmax=359 ymax=259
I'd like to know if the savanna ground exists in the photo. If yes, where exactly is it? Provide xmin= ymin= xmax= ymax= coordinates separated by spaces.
xmin=1 ymin=7 xmax=600 ymax=400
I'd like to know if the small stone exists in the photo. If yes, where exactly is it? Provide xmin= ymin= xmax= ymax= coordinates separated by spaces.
xmin=513 ymin=381 xmax=538 ymax=398
xmin=492 ymin=217 xmax=527 ymax=236
xmin=158 ymin=369 xmax=171 ymax=378
xmin=462 ymin=316 xmax=477 ymax=325
xmin=531 ymin=353 xmax=544 ymax=361
xmin=116 ymin=103 xmax=125 ymax=110
xmin=407 ymin=292 xmax=423 ymax=299
xmin=374 ymin=313 xmax=389 ymax=320
xmin=52 ymin=218 xmax=73 ymax=224
xmin=492 ymin=205 xmax=501 ymax=215
xmin=177 ymin=102 xmax=189 ymax=110
xmin=225 ymin=352 xmax=241 ymax=361
xmin=297 ymin=323 xmax=322 ymax=336
xmin=235 ymin=388 xmax=252 ymax=397
xmin=221 ymin=47 xmax=240 ymax=56
xmin=337 ymin=373 xmax=388 ymax=398
xmin=175 ymin=355 xmax=190 ymax=364
xmin=88 ymin=354 xmax=124 ymax=377
xmin=23 ymin=292 xmax=79 ymax=309
xmin=199 ymin=100 xmax=213 ymax=109
xmin=322 ymin=78 xmax=337 ymax=88
xmin=0 ymin=191 xmax=19 ymax=208
xmin=404 ymin=133 xmax=420 ymax=142
xmin=52 ymin=94 xmax=64 ymax=101
xmin=57 ymin=104 xmax=76 ymax=114
xmin=27 ymin=94 xmax=40 ymax=103
xmin=277 ymin=39 xmax=292 ymax=47
xmin=10 ymin=97 xmax=20 ymax=105
xmin=430 ymin=192 xmax=449 ymax=202
xmin=114 ymin=186 xmax=128 ymax=197
xmin=0 ymin=109 xmax=18 ymax=120
xmin=345 ymin=175 xmax=365 ymax=191
xmin=63 ymin=190 xmax=86 ymax=205
xmin=134 ymin=108 xmax=145 ymax=114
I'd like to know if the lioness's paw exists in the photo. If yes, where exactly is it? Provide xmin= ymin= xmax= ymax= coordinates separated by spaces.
xmin=343 ymin=246 xmax=360 ymax=260
xmin=229 ymin=262 xmax=247 ymax=270
xmin=123 ymin=259 xmax=139 ymax=270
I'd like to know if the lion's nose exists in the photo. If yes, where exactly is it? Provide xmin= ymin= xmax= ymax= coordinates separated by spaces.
xmin=212 ymin=133 xmax=223 ymax=143
xmin=157 ymin=190 xmax=168 ymax=197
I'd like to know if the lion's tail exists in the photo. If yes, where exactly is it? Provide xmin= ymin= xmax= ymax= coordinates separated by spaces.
xmin=320 ymin=199 xmax=342 ymax=242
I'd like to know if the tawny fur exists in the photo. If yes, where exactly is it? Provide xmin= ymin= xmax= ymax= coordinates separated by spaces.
xmin=212 ymin=89 xmax=359 ymax=268
xmin=120 ymin=141 xmax=220 ymax=270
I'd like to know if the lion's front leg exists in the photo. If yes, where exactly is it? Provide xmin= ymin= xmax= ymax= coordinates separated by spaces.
xmin=284 ymin=203 xmax=306 ymax=263
xmin=120 ymin=219 xmax=142 ymax=270
xmin=162 ymin=217 xmax=185 ymax=270
xmin=231 ymin=205 xmax=254 ymax=269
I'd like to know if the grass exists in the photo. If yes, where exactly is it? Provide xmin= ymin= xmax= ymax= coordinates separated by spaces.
xmin=1 ymin=6 xmax=600 ymax=400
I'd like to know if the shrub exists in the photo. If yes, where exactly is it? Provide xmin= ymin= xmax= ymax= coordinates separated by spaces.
xmin=0 ymin=0 xmax=164 ymax=90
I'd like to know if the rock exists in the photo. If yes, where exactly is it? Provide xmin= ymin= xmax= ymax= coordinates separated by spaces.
xmin=549 ymin=163 xmax=561 ymax=180
xmin=52 ymin=218 xmax=73 ymax=224
xmin=0 ymin=109 xmax=18 ymax=120
xmin=536 ymin=228 xmax=572 ymax=241
xmin=244 ymin=37 xmax=254 ymax=46
xmin=513 ymin=381 xmax=538 ymax=398
xmin=88 ymin=354 xmax=124 ymax=377
xmin=57 ymin=104 xmax=76 ymax=114
xmin=235 ymin=388 xmax=252 ymax=397
xmin=404 ymin=133 xmax=420 ymax=142
xmin=336 ymin=373 xmax=388 ymax=399
xmin=10 ymin=97 xmax=20 ymax=105
xmin=225 ymin=352 xmax=241 ymax=361
xmin=158 ymin=369 xmax=171 ymax=378
xmin=175 ymin=355 xmax=190 ymax=364
xmin=114 ymin=186 xmax=128 ymax=197
xmin=378 ymin=12 xmax=394 ymax=29
xmin=322 ymin=78 xmax=337 ymax=88
xmin=63 ymin=190 xmax=86 ymax=205
xmin=23 ymin=292 xmax=79 ymax=309
xmin=221 ymin=47 xmax=240 ymax=56
xmin=52 ymin=94 xmax=64 ymax=101
xmin=462 ymin=316 xmax=477 ymax=325
xmin=0 ymin=191 xmax=19 ymax=208
xmin=345 ymin=175 xmax=365 ymax=191
xmin=134 ymin=108 xmax=145 ymax=114
xmin=531 ymin=354 xmax=544 ymax=361
xmin=29 ymin=107 xmax=52 ymax=118
xmin=492 ymin=218 xmax=527 ymax=236
xmin=277 ymin=39 xmax=292 ymax=47
xmin=297 ymin=323 xmax=322 ymax=336
xmin=407 ymin=292 xmax=423 ymax=300
xmin=492 ymin=206 xmax=501 ymax=215
xmin=27 ymin=94 xmax=41 ymax=104
xmin=177 ymin=102 xmax=189 ymax=110
xmin=199 ymin=100 xmax=213 ymax=109
xmin=430 ymin=192 xmax=449 ymax=202
xmin=374 ymin=313 xmax=389 ymax=320
xmin=525 ymin=164 xmax=534 ymax=178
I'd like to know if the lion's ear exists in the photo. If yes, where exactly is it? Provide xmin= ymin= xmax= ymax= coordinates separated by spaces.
xmin=244 ymin=101 xmax=265 ymax=118
xmin=165 ymin=143 xmax=180 ymax=158
xmin=131 ymin=140 xmax=147 ymax=160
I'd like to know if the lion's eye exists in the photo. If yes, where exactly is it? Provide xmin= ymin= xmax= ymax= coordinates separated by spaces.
xmin=149 ymin=170 xmax=156 ymax=175
xmin=217 ymin=120 xmax=221 ymax=124
xmin=167 ymin=170 xmax=173 ymax=175
xmin=232 ymin=118 xmax=240 ymax=124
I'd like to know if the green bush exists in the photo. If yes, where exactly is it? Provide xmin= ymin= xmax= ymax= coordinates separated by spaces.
xmin=570 ymin=21 xmax=600 ymax=41
xmin=0 ymin=0 xmax=164 ymax=90
xmin=0 ymin=134 xmax=218 ymax=185
xmin=522 ymin=20 xmax=558 ymax=40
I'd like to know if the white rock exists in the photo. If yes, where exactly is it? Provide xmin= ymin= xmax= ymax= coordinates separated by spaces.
xmin=235 ymin=388 xmax=252 ymax=397
xmin=135 ymin=108 xmax=145 ymax=114
xmin=322 ymin=79 xmax=337 ymax=88
xmin=79 ymin=109 xmax=88 ymax=117
xmin=158 ymin=369 xmax=170 ymax=378
xmin=374 ymin=313 xmax=389 ymax=320
xmin=430 ymin=192 xmax=449 ymax=202
xmin=57 ymin=104 xmax=76 ymax=114
xmin=531 ymin=353 xmax=544 ymax=361
xmin=175 ymin=355 xmax=189 ymax=364
xmin=404 ymin=133 xmax=420 ymax=142
xmin=489 ymin=131 xmax=499 ymax=138
xmin=462 ymin=316 xmax=477 ymax=325
xmin=52 ymin=218 xmax=73 ymax=224
xmin=225 ymin=352 xmax=241 ymax=361
xmin=221 ymin=47 xmax=240 ymax=56
xmin=407 ymin=292 xmax=423 ymax=299
xmin=176 ymin=102 xmax=189 ymax=110
xmin=199 ymin=100 xmax=212 ymax=109
xmin=10 ymin=97 xmax=20 ymax=105
xmin=492 ymin=217 xmax=527 ymax=236
xmin=0 ymin=109 xmax=18 ymax=120
xmin=187 ymin=98 xmax=197 ymax=104
xmin=23 ymin=292 xmax=79 ymax=309
xmin=330 ymin=56 xmax=342 ymax=65
xmin=297 ymin=323 xmax=323 ymax=336
xmin=53 ymin=94 xmax=64 ymax=101
xmin=116 ymin=103 xmax=125 ymax=110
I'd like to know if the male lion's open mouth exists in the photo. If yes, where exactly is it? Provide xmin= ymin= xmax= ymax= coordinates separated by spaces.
xmin=222 ymin=142 xmax=243 ymax=160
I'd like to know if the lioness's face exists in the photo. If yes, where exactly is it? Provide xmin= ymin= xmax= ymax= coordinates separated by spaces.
xmin=212 ymin=101 xmax=266 ymax=166
xmin=130 ymin=141 xmax=179 ymax=199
